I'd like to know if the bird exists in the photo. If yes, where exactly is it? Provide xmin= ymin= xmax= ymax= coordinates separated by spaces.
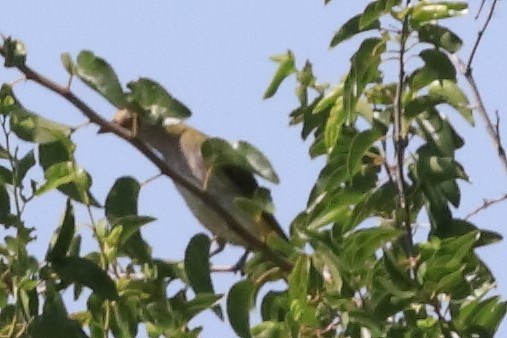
xmin=102 ymin=109 xmax=288 ymax=253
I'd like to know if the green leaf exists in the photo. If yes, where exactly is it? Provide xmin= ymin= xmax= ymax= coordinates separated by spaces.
xmin=10 ymin=107 xmax=71 ymax=143
xmin=105 ymin=177 xmax=152 ymax=262
xmin=127 ymin=77 xmax=191 ymax=120
xmin=330 ymin=14 xmax=380 ymax=47
xmin=36 ymin=161 xmax=88 ymax=195
xmin=342 ymin=227 xmax=402 ymax=270
xmin=415 ymin=109 xmax=464 ymax=156
xmin=227 ymin=280 xmax=255 ymax=338
xmin=14 ymin=150 xmax=35 ymax=185
xmin=52 ymin=256 xmax=118 ymax=300
xmin=110 ymin=215 xmax=156 ymax=246
xmin=428 ymin=80 xmax=473 ymax=125
xmin=3 ymin=37 xmax=27 ymax=67
xmin=260 ymin=291 xmax=288 ymax=322
xmin=76 ymin=50 xmax=126 ymax=107
xmin=183 ymin=293 xmax=223 ymax=320
xmin=360 ymin=0 xmax=401 ymax=29
xmin=416 ymin=152 xmax=468 ymax=183
xmin=0 ymin=184 xmax=10 ymax=218
xmin=105 ymin=176 xmax=140 ymax=219
xmin=46 ymin=199 xmax=75 ymax=262
xmin=111 ymin=298 xmax=139 ymax=338
xmin=418 ymin=24 xmax=463 ymax=53
xmin=184 ymin=234 xmax=214 ymax=294
xmin=288 ymin=255 xmax=310 ymax=302
xmin=60 ymin=52 xmax=75 ymax=75
xmin=412 ymin=1 xmax=468 ymax=23
xmin=28 ymin=282 xmax=87 ymax=338
xmin=263 ymin=51 xmax=295 ymax=99
xmin=343 ymin=38 xmax=385 ymax=118
xmin=0 ymin=166 xmax=13 ymax=184
xmin=409 ymin=49 xmax=456 ymax=91
xmin=38 ymin=138 xmax=76 ymax=170
xmin=202 ymin=138 xmax=279 ymax=184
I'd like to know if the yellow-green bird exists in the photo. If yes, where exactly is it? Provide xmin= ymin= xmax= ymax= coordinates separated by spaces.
xmin=106 ymin=109 xmax=288 ymax=251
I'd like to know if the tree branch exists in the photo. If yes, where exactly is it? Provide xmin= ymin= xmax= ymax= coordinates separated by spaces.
xmin=392 ymin=0 xmax=414 ymax=257
xmin=465 ymin=193 xmax=507 ymax=220
xmin=0 ymin=46 xmax=293 ymax=272
xmin=458 ymin=0 xmax=507 ymax=174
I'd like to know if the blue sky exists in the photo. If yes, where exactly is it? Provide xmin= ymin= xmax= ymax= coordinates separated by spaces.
xmin=1 ymin=1 xmax=507 ymax=337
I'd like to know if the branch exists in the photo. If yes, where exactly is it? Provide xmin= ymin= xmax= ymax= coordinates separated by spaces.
xmin=458 ymin=0 xmax=507 ymax=174
xmin=465 ymin=193 xmax=507 ymax=220
xmin=0 ymin=46 xmax=293 ymax=273
xmin=392 ymin=0 xmax=415 ymax=257
xmin=467 ymin=0 xmax=499 ymax=70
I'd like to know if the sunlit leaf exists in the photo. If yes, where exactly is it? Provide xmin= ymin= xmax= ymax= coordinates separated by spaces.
xmin=10 ymin=107 xmax=71 ymax=144
xmin=264 ymin=51 xmax=295 ymax=99
xmin=127 ymin=77 xmax=191 ymax=120
xmin=330 ymin=15 xmax=380 ymax=47
xmin=76 ymin=50 xmax=126 ymax=107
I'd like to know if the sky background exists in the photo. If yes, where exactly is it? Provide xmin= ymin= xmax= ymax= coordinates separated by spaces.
xmin=1 ymin=1 xmax=507 ymax=337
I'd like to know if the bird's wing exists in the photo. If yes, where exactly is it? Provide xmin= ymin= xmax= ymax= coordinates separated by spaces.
xmin=179 ymin=128 xmax=288 ymax=241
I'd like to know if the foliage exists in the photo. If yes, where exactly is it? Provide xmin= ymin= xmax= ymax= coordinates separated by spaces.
xmin=0 ymin=1 xmax=505 ymax=337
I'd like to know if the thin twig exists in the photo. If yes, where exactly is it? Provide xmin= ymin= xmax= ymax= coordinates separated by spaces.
xmin=465 ymin=193 xmax=507 ymax=220
xmin=392 ymin=0 xmax=414 ymax=257
xmin=475 ymin=0 xmax=487 ymax=20
xmin=0 ymin=46 xmax=293 ymax=273
xmin=467 ymin=0 xmax=498 ymax=69
xmin=455 ymin=0 xmax=507 ymax=174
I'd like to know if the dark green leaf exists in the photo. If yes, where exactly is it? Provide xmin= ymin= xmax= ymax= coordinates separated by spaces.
xmin=416 ymin=152 xmax=468 ymax=183
xmin=28 ymin=282 xmax=87 ymax=338
xmin=227 ymin=280 xmax=255 ymax=338
xmin=46 ymin=199 xmax=75 ymax=262
xmin=52 ymin=256 xmax=118 ymax=300
xmin=263 ymin=51 xmax=295 ymax=99
xmin=0 ymin=184 xmax=10 ymax=218
xmin=183 ymin=293 xmax=222 ymax=320
xmin=360 ymin=0 xmax=401 ymax=29
xmin=418 ymin=24 xmax=463 ymax=53
xmin=105 ymin=176 xmax=140 ymax=219
xmin=76 ymin=50 xmax=126 ymax=107
xmin=415 ymin=109 xmax=464 ymax=156
xmin=409 ymin=49 xmax=456 ymax=91
xmin=330 ymin=14 xmax=380 ymax=47
xmin=0 ymin=166 xmax=13 ymax=185
xmin=184 ymin=234 xmax=214 ymax=294
xmin=428 ymin=80 xmax=473 ymax=125
xmin=111 ymin=298 xmax=139 ymax=338
xmin=14 ymin=150 xmax=35 ymax=185
xmin=127 ymin=77 xmax=191 ymax=120
xmin=260 ymin=291 xmax=288 ymax=322
xmin=3 ymin=37 xmax=27 ymax=67
xmin=342 ymin=227 xmax=402 ymax=270
xmin=38 ymin=138 xmax=75 ymax=169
